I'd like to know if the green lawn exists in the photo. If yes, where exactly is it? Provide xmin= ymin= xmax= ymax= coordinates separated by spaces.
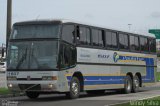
xmin=156 ymin=72 xmax=160 ymax=81
xmin=115 ymin=96 xmax=160 ymax=106
xmin=149 ymin=96 xmax=160 ymax=100
xmin=0 ymin=88 xmax=11 ymax=95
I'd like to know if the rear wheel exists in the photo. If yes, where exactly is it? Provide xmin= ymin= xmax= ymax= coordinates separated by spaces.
xmin=26 ymin=91 xmax=39 ymax=99
xmin=124 ymin=75 xmax=132 ymax=94
xmin=132 ymin=75 xmax=140 ymax=93
xmin=66 ymin=77 xmax=80 ymax=99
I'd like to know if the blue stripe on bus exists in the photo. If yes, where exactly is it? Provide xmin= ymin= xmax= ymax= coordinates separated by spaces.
xmin=67 ymin=76 xmax=125 ymax=85
xmin=84 ymin=76 xmax=125 ymax=80
xmin=84 ymin=80 xmax=124 ymax=85
xmin=67 ymin=58 xmax=155 ymax=85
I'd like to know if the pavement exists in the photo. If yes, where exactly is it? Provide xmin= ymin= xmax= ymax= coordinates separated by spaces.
xmin=0 ymin=83 xmax=160 ymax=106
xmin=1 ymin=70 xmax=160 ymax=106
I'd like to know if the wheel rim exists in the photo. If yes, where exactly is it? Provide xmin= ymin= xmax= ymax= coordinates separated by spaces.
xmin=126 ymin=79 xmax=131 ymax=91
xmin=134 ymin=78 xmax=139 ymax=88
xmin=71 ymin=81 xmax=79 ymax=95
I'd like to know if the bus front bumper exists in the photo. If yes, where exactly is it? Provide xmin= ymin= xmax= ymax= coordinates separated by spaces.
xmin=7 ymin=80 xmax=68 ymax=92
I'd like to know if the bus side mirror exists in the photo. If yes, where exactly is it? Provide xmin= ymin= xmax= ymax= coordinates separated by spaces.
xmin=2 ymin=48 xmax=4 ymax=57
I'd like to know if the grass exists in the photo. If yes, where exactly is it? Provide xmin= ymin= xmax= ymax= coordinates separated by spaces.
xmin=114 ymin=96 xmax=160 ymax=106
xmin=149 ymin=96 xmax=160 ymax=100
xmin=156 ymin=72 xmax=160 ymax=81
xmin=0 ymin=88 xmax=11 ymax=95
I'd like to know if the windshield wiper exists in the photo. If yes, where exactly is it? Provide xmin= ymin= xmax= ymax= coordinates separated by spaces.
xmin=16 ymin=48 xmax=28 ymax=69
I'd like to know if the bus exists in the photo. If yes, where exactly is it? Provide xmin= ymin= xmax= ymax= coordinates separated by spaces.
xmin=7 ymin=19 xmax=157 ymax=99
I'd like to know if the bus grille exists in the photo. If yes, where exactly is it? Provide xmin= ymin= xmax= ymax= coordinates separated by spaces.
xmin=18 ymin=84 xmax=41 ymax=91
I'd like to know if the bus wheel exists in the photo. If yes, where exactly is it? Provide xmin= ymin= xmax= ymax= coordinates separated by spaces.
xmin=66 ymin=77 xmax=80 ymax=99
xmin=124 ymin=75 xmax=132 ymax=94
xmin=26 ymin=91 xmax=39 ymax=99
xmin=87 ymin=90 xmax=105 ymax=95
xmin=132 ymin=75 xmax=140 ymax=93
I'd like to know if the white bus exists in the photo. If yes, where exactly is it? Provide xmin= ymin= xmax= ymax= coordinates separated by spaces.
xmin=7 ymin=19 xmax=157 ymax=99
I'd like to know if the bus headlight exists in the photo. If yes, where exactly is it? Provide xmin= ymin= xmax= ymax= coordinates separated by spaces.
xmin=48 ymin=84 xmax=53 ymax=88
xmin=42 ymin=76 xmax=57 ymax=80
xmin=8 ymin=83 xmax=13 ymax=88
xmin=7 ymin=76 xmax=17 ymax=80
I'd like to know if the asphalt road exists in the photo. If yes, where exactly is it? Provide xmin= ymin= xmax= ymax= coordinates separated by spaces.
xmin=1 ymin=71 xmax=160 ymax=106
xmin=1 ymin=85 xmax=160 ymax=106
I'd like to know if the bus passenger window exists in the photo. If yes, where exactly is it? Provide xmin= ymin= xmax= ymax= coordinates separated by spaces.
xmin=77 ymin=26 xmax=90 ymax=45
xmin=130 ymin=35 xmax=140 ymax=51
xmin=92 ymin=29 xmax=104 ymax=47
xmin=106 ymin=31 xmax=112 ymax=48
xmin=106 ymin=31 xmax=118 ymax=49
xmin=119 ymin=33 xmax=129 ymax=50
xmin=149 ymin=38 xmax=156 ymax=53
xmin=62 ymin=25 xmax=75 ymax=44
xmin=112 ymin=32 xmax=118 ymax=48
xmin=140 ymin=37 xmax=149 ymax=52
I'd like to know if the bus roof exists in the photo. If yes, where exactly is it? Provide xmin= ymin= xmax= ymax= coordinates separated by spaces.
xmin=14 ymin=19 xmax=155 ymax=38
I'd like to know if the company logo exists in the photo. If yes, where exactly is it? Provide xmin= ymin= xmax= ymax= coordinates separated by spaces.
xmin=113 ymin=52 xmax=119 ymax=63
xmin=98 ymin=54 xmax=110 ymax=58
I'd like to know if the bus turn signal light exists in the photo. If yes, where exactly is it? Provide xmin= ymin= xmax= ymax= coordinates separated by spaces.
xmin=42 ymin=76 xmax=57 ymax=80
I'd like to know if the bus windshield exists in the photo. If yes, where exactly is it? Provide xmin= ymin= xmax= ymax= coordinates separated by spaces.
xmin=11 ymin=24 xmax=60 ymax=39
xmin=7 ymin=41 xmax=58 ymax=70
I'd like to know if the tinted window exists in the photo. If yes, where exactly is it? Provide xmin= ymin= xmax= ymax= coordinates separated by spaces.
xmin=62 ymin=25 xmax=75 ymax=44
xmin=92 ymin=29 xmax=104 ymax=47
xmin=112 ymin=32 xmax=118 ymax=48
xmin=106 ymin=31 xmax=118 ymax=49
xmin=59 ymin=44 xmax=76 ymax=69
xmin=106 ymin=31 xmax=112 ymax=48
xmin=149 ymin=38 xmax=156 ymax=53
xmin=140 ymin=37 xmax=149 ymax=52
xmin=77 ymin=26 xmax=90 ymax=45
xmin=119 ymin=33 xmax=129 ymax=50
xmin=134 ymin=36 xmax=139 ymax=51
xmin=130 ymin=35 xmax=140 ymax=51
xmin=12 ymin=25 xmax=60 ymax=39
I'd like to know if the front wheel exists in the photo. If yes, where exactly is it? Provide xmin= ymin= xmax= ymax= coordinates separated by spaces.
xmin=26 ymin=91 xmax=40 ymax=99
xmin=132 ymin=75 xmax=140 ymax=93
xmin=66 ymin=77 xmax=80 ymax=99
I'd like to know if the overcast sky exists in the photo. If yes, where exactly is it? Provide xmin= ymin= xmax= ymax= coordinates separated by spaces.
xmin=1 ymin=0 xmax=160 ymax=44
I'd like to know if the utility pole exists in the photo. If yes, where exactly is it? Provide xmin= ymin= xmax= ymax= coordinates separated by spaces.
xmin=6 ymin=0 xmax=12 ymax=51
xmin=128 ymin=24 xmax=132 ymax=31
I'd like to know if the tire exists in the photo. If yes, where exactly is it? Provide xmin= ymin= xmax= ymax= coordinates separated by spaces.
xmin=124 ymin=75 xmax=132 ymax=94
xmin=26 ymin=91 xmax=39 ymax=99
xmin=66 ymin=77 xmax=80 ymax=99
xmin=87 ymin=90 xmax=105 ymax=95
xmin=132 ymin=75 xmax=140 ymax=93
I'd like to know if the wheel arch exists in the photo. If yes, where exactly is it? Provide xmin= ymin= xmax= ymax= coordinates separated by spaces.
xmin=72 ymin=72 xmax=84 ymax=92
xmin=126 ymin=72 xmax=133 ymax=80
